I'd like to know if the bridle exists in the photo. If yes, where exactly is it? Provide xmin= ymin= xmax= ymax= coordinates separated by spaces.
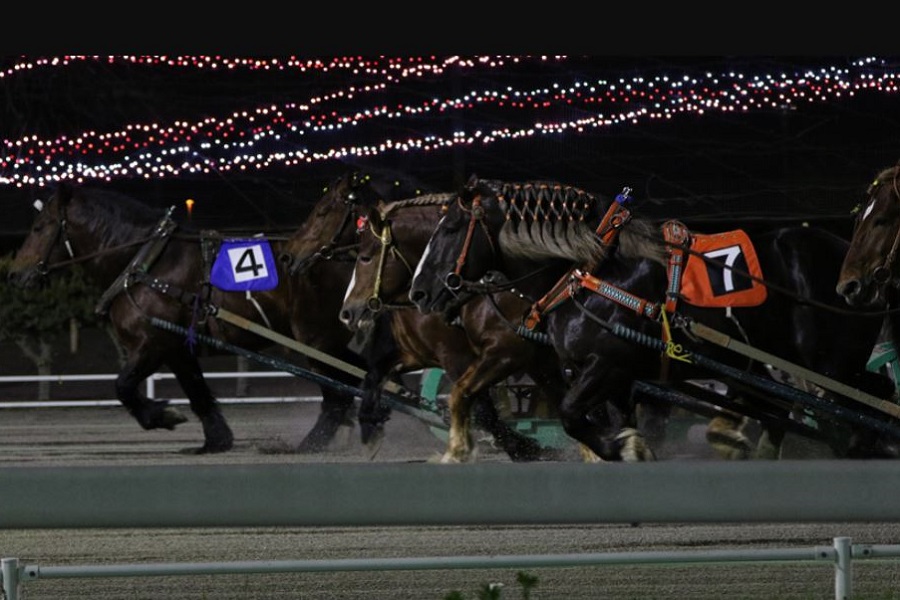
xmin=288 ymin=175 xmax=367 ymax=276
xmin=864 ymin=164 xmax=900 ymax=286
xmin=32 ymin=196 xmax=76 ymax=277
xmin=442 ymin=193 xmax=497 ymax=292
xmin=361 ymin=216 xmax=416 ymax=313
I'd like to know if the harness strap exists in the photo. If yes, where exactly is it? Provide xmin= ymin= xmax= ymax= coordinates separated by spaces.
xmin=522 ymin=190 xmax=633 ymax=331
xmin=128 ymin=270 xmax=202 ymax=309
xmin=662 ymin=219 xmax=691 ymax=314
xmin=571 ymin=269 xmax=662 ymax=320
xmin=94 ymin=208 xmax=178 ymax=315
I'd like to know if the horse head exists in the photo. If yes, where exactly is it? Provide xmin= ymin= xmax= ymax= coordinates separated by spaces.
xmin=284 ymin=170 xmax=432 ymax=276
xmin=7 ymin=184 xmax=77 ymax=289
xmin=409 ymin=177 xmax=505 ymax=315
xmin=837 ymin=163 xmax=900 ymax=308
xmin=340 ymin=193 xmax=451 ymax=331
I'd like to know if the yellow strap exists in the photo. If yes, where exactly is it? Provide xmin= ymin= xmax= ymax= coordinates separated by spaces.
xmin=661 ymin=310 xmax=692 ymax=363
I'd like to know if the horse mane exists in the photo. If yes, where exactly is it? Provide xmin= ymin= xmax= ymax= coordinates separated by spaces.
xmin=379 ymin=192 xmax=454 ymax=217
xmin=63 ymin=185 xmax=169 ymax=247
xmin=472 ymin=178 xmax=666 ymax=267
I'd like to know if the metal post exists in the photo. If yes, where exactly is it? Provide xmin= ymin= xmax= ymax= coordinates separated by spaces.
xmin=2 ymin=557 xmax=20 ymax=600
xmin=834 ymin=536 xmax=852 ymax=600
xmin=146 ymin=374 xmax=156 ymax=400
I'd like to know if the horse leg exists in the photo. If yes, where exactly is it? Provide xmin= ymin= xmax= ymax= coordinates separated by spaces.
xmin=441 ymin=381 xmax=477 ymax=463
xmin=294 ymin=361 xmax=358 ymax=453
xmin=558 ymin=355 xmax=655 ymax=462
xmin=357 ymin=366 xmax=395 ymax=448
xmin=166 ymin=349 xmax=235 ymax=454
xmin=754 ymin=423 xmax=786 ymax=459
xmin=115 ymin=354 xmax=189 ymax=434
xmin=705 ymin=412 xmax=753 ymax=460
xmin=470 ymin=392 xmax=547 ymax=462
xmin=445 ymin=356 xmax=550 ymax=462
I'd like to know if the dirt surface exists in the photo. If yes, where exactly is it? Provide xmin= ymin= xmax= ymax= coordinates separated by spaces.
xmin=2 ymin=403 xmax=899 ymax=599
xmin=2 ymin=331 xmax=899 ymax=598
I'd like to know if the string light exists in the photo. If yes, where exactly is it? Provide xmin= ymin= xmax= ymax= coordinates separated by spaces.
xmin=0 ymin=56 xmax=897 ymax=188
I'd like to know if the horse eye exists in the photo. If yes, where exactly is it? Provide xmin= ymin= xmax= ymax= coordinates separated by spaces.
xmin=359 ymin=255 xmax=372 ymax=265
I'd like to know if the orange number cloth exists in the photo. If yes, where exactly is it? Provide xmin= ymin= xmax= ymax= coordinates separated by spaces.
xmin=679 ymin=229 xmax=767 ymax=308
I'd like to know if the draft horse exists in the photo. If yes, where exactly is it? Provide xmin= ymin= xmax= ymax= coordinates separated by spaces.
xmin=5 ymin=175 xmax=423 ymax=454
xmin=340 ymin=195 xmax=569 ymax=462
xmin=283 ymin=173 xmax=552 ymax=461
xmin=837 ymin=162 xmax=900 ymax=313
xmin=836 ymin=162 xmax=900 ymax=394
xmin=410 ymin=177 xmax=899 ymax=460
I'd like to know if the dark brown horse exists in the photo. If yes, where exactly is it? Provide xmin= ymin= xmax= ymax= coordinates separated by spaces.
xmin=410 ymin=178 xmax=900 ymax=460
xmin=274 ymin=171 xmax=554 ymax=461
xmin=836 ymin=162 xmax=900 ymax=398
xmin=5 ymin=175 xmax=423 ymax=454
xmin=339 ymin=196 xmax=569 ymax=462
xmin=837 ymin=162 xmax=900 ymax=312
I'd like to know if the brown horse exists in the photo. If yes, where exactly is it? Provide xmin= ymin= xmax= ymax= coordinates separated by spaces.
xmin=339 ymin=195 xmax=570 ymax=462
xmin=289 ymin=178 xmax=557 ymax=462
xmin=837 ymin=162 xmax=900 ymax=312
xmin=4 ymin=175 xmax=421 ymax=454
xmin=836 ymin=162 xmax=900 ymax=397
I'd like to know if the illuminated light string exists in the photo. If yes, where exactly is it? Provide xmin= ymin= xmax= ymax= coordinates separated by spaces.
xmin=0 ymin=57 xmax=898 ymax=187
xmin=0 ymin=55 xmax=535 ymax=81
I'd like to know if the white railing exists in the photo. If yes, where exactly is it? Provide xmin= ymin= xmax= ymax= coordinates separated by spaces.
xmin=0 ymin=371 xmax=324 ymax=407
xmin=3 ymin=461 xmax=900 ymax=599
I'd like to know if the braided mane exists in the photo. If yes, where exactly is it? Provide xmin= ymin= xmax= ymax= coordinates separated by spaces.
xmin=475 ymin=178 xmax=665 ymax=267
xmin=380 ymin=192 xmax=454 ymax=217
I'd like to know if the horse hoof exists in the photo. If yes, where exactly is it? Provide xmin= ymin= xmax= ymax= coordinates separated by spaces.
xmin=359 ymin=422 xmax=381 ymax=445
xmin=135 ymin=403 xmax=189 ymax=431
xmin=706 ymin=429 xmax=752 ymax=460
xmin=160 ymin=407 xmax=189 ymax=430
xmin=363 ymin=427 xmax=386 ymax=460
xmin=616 ymin=428 xmax=656 ymax=461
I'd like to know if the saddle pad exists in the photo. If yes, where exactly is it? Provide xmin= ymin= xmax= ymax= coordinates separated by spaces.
xmin=680 ymin=229 xmax=766 ymax=308
xmin=210 ymin=238 xmax=279 ymax=292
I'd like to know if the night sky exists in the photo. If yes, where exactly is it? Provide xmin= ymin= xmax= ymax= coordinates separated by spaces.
xmin=2 ymin=55 xmax=899 ymax=250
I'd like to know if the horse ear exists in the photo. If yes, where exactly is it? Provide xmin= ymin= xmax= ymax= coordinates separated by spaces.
xmin=51 ymin=182 xmax=75 ymax=209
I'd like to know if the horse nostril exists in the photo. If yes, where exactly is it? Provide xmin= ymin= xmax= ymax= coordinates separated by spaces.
xmin=836 ymin=279 xmax=860 ymax=300
xmin=339 ymin=309 xmax=352 ymax=324
xmin=409 ymin=289 xmax=426 ymax=304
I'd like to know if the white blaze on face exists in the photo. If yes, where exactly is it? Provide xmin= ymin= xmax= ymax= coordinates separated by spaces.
xmin=343 ymin=269 xmax=358 ymax=304
xmin=862 ymin=198 xmax=876 ymax=222
xmin=411 ymin=213 xmax=445 ymax=287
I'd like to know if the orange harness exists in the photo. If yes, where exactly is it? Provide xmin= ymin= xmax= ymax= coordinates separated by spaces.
xmin=522 ymin=189 xmax=634 ymax=330
xmin=521 ymin=211 xmax=767 ymax=354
